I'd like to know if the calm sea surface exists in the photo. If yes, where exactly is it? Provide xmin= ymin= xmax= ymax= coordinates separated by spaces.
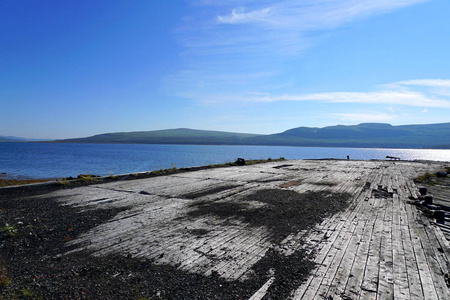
xmin=0 ymin=143 xmax=449 ymax=179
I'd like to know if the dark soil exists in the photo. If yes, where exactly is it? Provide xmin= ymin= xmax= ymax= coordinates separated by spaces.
xmin=252 ymin=249 xmax=314 ymax=300
xmin=1 ymin=184 xmax=350 ymax=299
xmin=272 ymin=164 xmax=294 ymax=169
xmin=188 ymin=189 xmax=350 ymax=243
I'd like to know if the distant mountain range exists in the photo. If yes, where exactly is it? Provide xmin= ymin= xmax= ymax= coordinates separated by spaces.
xmin=0 ymin=136 xmax=48 ymax=142
xmin=0 ymin=136 xmax=28 ymax=142
xmin=51 ymin=123 xmax=450 ymax=149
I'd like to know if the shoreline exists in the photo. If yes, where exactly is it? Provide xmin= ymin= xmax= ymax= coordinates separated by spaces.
xmin=1 ymin=157 xmax=447 ymax=189
xmin=0 ymin=158 xmax=287 ymax=194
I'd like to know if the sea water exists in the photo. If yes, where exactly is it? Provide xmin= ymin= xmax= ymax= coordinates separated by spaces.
xmin=0 ymin=143 xmax=449 ymax=179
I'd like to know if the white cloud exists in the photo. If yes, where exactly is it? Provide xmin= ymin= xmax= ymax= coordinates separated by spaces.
xmin=183 ymin=0 xmax=430 ymax=58
xmin=175 ymin=0 xmax=431 ymax=90
xmin=332 ymin=112 xmax=396 ymax=123
xmin=172 ymin=78 xmax=450 ymax=111
xmin=249 ymin=90 xmax=450 ymax=108
xmin=217 ymin=7 xmax=271 ymax=24
xmin=387 ymin=79 xmax=450 ymax=98
xmin=215 ymin=1 xmax=430 ymax=29
xmin=394 ymin=79 xmax=450 ymax=88
xmin=170 ymin=0 xmax=434 ymax=110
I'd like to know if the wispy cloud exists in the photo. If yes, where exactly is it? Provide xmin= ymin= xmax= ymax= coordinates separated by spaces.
xmin=332 ymin=112 xmax=397 ymax=123
xmin=217 ymin=7 xmax=271 ymax=24
xmin=173 ymin=0 xmax=431 ymax=93
xmin=215 ymin=0 xmax=430 ymax=30
xmin=209 ymin=0 xmax=431 ymax=55
xmin=394 ymin=79 xmax=450 ymax=87
xmin=386 ymin=78 xmax=450 ymax=98
xmin=249 ymin=89 xmax=450 ymax=108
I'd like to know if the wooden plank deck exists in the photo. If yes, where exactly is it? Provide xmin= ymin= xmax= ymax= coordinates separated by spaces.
xmin=39 ymin=159 xmax=450 ymax=299
xmin=425 ymin=180 xmax=450 ymax=242
xmin=292 ymin=161 xmax=450 ymax=300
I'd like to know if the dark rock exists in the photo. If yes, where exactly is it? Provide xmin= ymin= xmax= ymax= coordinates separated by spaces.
xmin=236 ymin=158 xmax=245 ymax=166
xmin=419 ymin=187 xmax=428 ymax=196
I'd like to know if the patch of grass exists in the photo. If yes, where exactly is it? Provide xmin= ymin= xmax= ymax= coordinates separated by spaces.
xmin=414 ymin=167 xmax=450 ymax=185
xmin=0 ymin=178 xmax=49 ymax=187
xmin=22 ymin=288 xmax=33 ymax=297
xmin=414 ymin=172 xmax=434 ymax=183
xmin=0 ymin=224 xmax=17 ymax=237
xmin=58 ymin=179 xmax=70 ymax=185
xmin=0 ymin=270 xmax=11 ymax=288
xmin=78 ymin=175 xmax=95 ymax=183
xmin=414 ymin=171 xmax=435 ymax=184
xmin=150 ymin=169 xmax=164 ymax=176
xmin=77 ymin=174 xmax=103 ymax=184
xmin=0 ymin=255 xmax=11 ymax=290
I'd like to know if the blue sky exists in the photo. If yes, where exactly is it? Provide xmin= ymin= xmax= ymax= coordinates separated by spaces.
xmin=1 ymin=0 xmax=449 ymax=139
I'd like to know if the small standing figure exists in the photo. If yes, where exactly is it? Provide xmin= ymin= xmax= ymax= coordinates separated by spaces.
xmin=347 ymin=155 xmax=350 ymax=160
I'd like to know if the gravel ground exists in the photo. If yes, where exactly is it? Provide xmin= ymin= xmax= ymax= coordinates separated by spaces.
xmin=1 ymin=182 xmax=350 ymax=299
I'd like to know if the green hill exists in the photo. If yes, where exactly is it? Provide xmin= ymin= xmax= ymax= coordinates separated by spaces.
xmin=244 ymin=123 xmax=450 ymax=148
xmin=57 ymin=128 xmax=261 ymax=145
xmin=0 ymin=136 xmax=27 ymax=142
xmin=55 ymin=123 xmax=450 ymax=149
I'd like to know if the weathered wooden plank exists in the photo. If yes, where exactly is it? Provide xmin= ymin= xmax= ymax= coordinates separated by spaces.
xmin=404 ymin=195 xmax=439 ymax=300
xmin=415 ymin=213 xmax=450 ymax=299
xmin=432 ymin=222 xmax=450 ymax=263
xmin=328 ymin=197 xmax=382 ymax=299
xmin=294 ymin=166 xmax=383 ymax=299
xmin=395 ymin=165 xmax=428 ymax=299
xmin=391 ymin=193 xmax=411 ymax=299
xmin=314 ymin=218 xmax=359 ymax=298
xmin=293 ymin=162 xmax=382 ymax=299
xmin=377 ymin=196 xmax=394 ymax=299
xmin=356 ymin=166 xmax=393 ymax=300
xmin=358 ymin=213 xmax=383 ymax=299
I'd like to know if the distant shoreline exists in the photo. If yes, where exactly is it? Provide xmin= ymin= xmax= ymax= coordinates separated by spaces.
xmin=3 ymin=122 xmax=450 ymax=149
xmin=2 ymin=140 xmax=450 ymax=150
